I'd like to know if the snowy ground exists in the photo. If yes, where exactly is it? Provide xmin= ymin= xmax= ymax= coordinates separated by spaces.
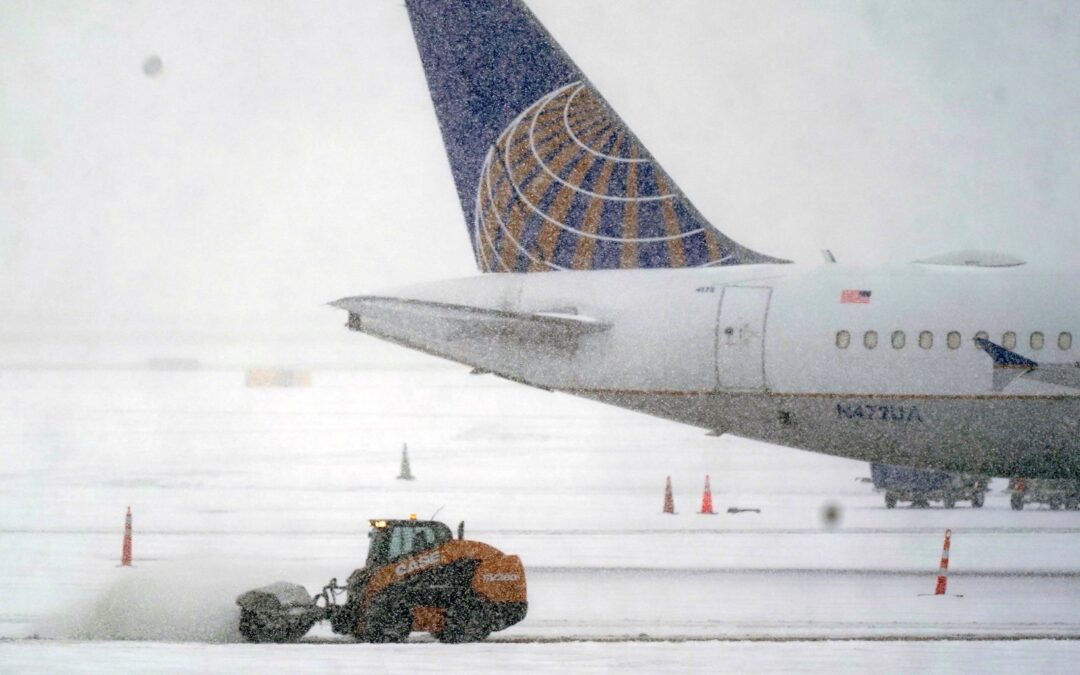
xmin=2 ymin=359 xmax=1080 ymax=671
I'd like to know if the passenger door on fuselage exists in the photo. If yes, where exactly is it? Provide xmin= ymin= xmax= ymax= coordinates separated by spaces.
xmin=715 ymin=286 xmax=771 ymax=391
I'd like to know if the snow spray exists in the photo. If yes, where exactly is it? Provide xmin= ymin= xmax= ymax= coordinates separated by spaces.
xmin=36 ymin=561 xmax=252 ymax=642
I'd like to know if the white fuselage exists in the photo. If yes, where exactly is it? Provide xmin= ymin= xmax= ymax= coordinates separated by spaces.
xmin=340 ymin=263 xmax=1080 ymax=478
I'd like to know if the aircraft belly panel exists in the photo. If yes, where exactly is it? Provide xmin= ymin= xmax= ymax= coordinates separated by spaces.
xmin=575 ymin=389 xmax=1080 ymax=478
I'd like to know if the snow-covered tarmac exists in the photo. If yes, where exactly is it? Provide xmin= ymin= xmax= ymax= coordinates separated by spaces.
xmin=2 ymin=363 xmax=1080 ymax=671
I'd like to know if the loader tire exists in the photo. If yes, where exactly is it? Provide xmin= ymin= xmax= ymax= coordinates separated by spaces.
xmin=943 ymin=495 xmax=956 ymax=509
xmin=884 ymin=493 xmax=897 ymax=509
xmin=435 ymin=600 xmax=491 ymax=644
xmin=1011 ymin=494 xmax=1024 ymax=511
xmin=971 ymin=492 xmax=985 ymax=508
xmin=364 ymin=601 xmax=412 ymax=643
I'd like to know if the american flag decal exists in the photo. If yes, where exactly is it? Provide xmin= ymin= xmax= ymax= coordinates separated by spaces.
xmin=840 ymin=289 xmax=872 ymax=304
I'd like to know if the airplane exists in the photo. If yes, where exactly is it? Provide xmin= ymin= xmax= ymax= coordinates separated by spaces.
xmin=333 ymin=0 xmax=1080 ymax=479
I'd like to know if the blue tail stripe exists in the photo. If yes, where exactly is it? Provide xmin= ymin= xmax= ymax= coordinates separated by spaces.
xmin=592 ymin=238 xmax=621 ymax=269
xmin=681 ymin=229 xmax=710 ymax=267
xmin=635 ymin=201 xmax=666 ymax=240
xmin=550 ymin=216 xmax=581 ymax=268
xmin=638 ymin=239 xmax=670 ymax=268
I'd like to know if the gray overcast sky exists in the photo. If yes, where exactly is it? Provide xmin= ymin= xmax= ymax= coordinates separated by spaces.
xmin=3 ymin=0 xmax=1080 ymax=335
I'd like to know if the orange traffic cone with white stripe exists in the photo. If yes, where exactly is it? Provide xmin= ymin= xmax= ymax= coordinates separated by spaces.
xmin=120 ymin=506 xmax=133 ymax=567
xmin=662 ymin=476 xmax=676 ymax=514
xmin=698 ymin=475 xmax=715 ymax=514
xmin=934 ymin=529 xmax=951 ymax=595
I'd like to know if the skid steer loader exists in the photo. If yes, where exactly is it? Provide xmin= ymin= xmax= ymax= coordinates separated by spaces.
xmin=236 ymin=517 xmax=527 ymax=643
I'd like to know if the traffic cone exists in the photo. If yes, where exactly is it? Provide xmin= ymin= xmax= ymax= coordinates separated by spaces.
xmin=934 ymin=529 xmax=951 ymax=595
xmin=662 ymin=476 xmax=676 ymax=514
xmin=120 ymin=506 xmax=133 ymax=567
xmin=397 ymin=443 xmax=414 ymax=480
xmin=698 ymin=475 xmax=715 ymax=514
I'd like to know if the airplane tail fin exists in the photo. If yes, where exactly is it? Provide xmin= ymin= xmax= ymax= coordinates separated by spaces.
xmin=404 ymin=0 xmax=787 ymax=272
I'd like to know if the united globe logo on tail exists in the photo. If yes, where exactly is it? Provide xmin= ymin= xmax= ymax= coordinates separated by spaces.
xmin=406 ymin=0 xmax=786 ymax=272
xmin=475 ymin=81 xmax=743 ymax=272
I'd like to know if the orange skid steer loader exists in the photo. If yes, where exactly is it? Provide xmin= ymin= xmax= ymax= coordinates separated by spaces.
xmin=236 ymin=518 xmax=527 ymax=643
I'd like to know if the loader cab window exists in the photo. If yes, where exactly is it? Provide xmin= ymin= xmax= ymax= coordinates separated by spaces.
xmin=387 ymin=525 xmax=440 ymax=560
xmin=367 ymin=521 xmax=453 ymax=566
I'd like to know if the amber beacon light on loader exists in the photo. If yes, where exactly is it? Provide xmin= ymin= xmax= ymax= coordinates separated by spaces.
xmin=235 ymin=518 xmax=527 ymax=643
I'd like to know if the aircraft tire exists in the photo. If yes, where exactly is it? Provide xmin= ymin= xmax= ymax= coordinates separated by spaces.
xmin=971 ymin=492 xmax=985 ymax=508
xmin=1011 ymin=494 xmax=1024 ymax=511
xmin=943 ymin=495 xmax=956 ymax=509
xmin=884 ymin=493 xmax=897 ymax=509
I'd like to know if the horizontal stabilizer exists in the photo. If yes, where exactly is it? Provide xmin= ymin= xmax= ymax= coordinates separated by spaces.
xmin=331 ymin=296 xmax=608 ymax=352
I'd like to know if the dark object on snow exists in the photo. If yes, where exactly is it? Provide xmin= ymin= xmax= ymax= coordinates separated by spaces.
xmin=142 ymin=54 xmax=163 ymax=77
xmin=726 ymin=507 xmax=761 ymax=514
xmin=1006 ymin=477 xmax=1080 ymax=511
xmin=870 ymin=463 xmax=989 ymax=509
xmin=397 ymin=443 xmax=414 ymax=480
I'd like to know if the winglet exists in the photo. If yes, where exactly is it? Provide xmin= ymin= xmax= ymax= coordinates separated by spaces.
xmin=974 ymin=337 xmax=1037 ymax=368
xmin=974 ymin=337 xmax=1036 ymax=391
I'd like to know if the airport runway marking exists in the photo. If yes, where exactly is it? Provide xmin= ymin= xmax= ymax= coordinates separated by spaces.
xmin=485 ymin=634 xmax=1080 ymax=643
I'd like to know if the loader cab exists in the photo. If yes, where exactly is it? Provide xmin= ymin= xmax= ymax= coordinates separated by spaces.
xmin=366 ymin=519 xmax=453 ymax=568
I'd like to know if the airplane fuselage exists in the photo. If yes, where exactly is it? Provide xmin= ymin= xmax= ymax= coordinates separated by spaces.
xmin=339 ymin=263 xmax=1080 ymax=478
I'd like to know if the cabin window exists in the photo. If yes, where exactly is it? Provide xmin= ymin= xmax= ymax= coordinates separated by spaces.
xmin=1003 ymin=332 xmax=1017 ymax=350
xmin=974 ymin=330 xmax=988 ymax=344
xmin=1060 ymin=332 xmax=1072 ymax=350
xmin=919 ymin=331 xmax=933 ymax=349
xmin=836 ymin=330 xmax=850 ymax=349
xmin=946 ymin=331 xmax=961 ymax=350
xmin=864 ymin=330 xmax=878 ymax=349
xmin=891 ymin=331 xmax=905 ymax=349
xmin=1031 ymin=332 xmax=1045 ymax=350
